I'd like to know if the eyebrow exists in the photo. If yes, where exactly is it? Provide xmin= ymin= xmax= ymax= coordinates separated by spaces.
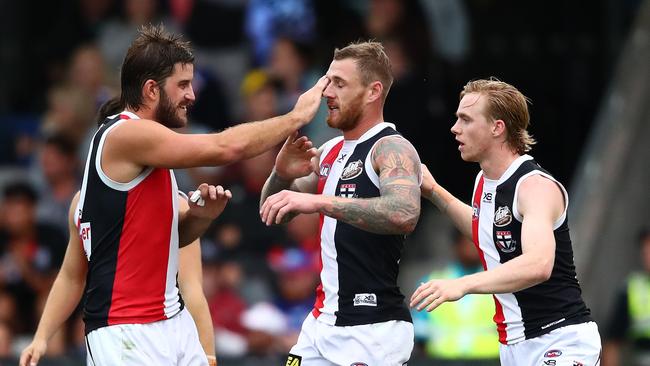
xmin=456 ymin=111 xmax=470 ymax=119
xmin=330 ymin=76 xmax=346 ymax=83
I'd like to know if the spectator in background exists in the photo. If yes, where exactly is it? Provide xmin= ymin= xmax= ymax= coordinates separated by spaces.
xmin=31 ymin=135 xmax=80 ymax=236
xmin=66 ymin=44 xmax=116 ymax=110
xmin=603 ymin=228 xmax=650 ymax=366
xmin=40 ymin=85 xmax=95 ymax=147
xmin=203 ymin=247 xmax=249 ymax=358
xmin=412 ymin=230 xmax=499 ymax=364
xmin=268 ymin=37 xmax=336 ymax=146
xmin=245 ymin=0 xmax=317 ymax=66
xmin=0 ymin=182 xmax=65 ymax=334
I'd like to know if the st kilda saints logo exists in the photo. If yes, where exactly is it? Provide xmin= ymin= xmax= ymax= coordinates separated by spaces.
xmin=339 ymin=183 xmax=357 ymax=198
xmin=496 ymin=230 xmax=517 ymax=253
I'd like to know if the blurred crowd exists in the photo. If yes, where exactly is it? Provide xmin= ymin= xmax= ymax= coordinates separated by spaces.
xmin=0 ymin=0 xmax=644 ymax=363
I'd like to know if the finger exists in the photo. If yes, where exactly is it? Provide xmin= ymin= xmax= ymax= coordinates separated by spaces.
xmin=287 ymin=131 xmax=298 ymax=145
xmin=276 ymin=204 xmax=292 ymax=224
xmin=225 ymin=189 xmax=232 ymax=199
xmin=409 ymin=282 xmax=428 ymax=304
xmin=19 ymin=351 xmax=28 ymax=366
xmin=207 ymin=185 xmax=216 ymax=200
xmin=315 ymin=75 xmax=330 ymax=91
xmin=266 ymin=198 xmax=287 ymax=226
xmin=426 ymin=296 xmax=444 ymax=312
xmin=261 ymin=191 xmax=284 ymax=221
xmin=215 ymin=185 xmax=225 ymax=197
xmin=199 ymin=183 xmax=209 ymax=198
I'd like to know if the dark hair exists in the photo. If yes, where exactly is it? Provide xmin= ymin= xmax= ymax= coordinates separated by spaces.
xmin=119 ymin=24 xmax=194 ymax=112
xmin=3 ymin=181 xmax=38 ymax=203
xmin=96 ymin=97 xmax=124 ymax=126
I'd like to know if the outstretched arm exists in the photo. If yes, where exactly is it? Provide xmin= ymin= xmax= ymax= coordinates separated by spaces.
xmin=106 ymin=77 xmax=329 ymax=171
xmin=20 ymin=192 xmax=88 ymax=366
xmin=178 ymin=239 xmax=216 ymax=365
xmin=420 ymin=164 xmax=473 ymax=239
xmin=261 ymin=136 xmax=421 ymax=235
xmin=411 ymin=175 xmax=562 ymax=311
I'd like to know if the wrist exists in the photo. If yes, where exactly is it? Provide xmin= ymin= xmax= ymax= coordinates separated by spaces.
xmin=271 ymin=168 xmax=292 ymax=184
xmin=206 ymin=355 xmax=217 ymax=366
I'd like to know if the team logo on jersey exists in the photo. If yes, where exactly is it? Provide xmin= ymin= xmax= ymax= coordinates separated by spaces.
xmin=340 ymin=183 xmax=357 ymax=198
xmin=496 ymin=230 xmax=517 ymax=253
xmin=337 ymin=153 xmax=347 ymax=163
xmin=353 ymin=293 xmax=377 ymax=306
xmin=341 ymin=160 xmax=363 ymax=180
xmin=472 ymin=203 xmax=480 ymax=221
xmin=80 ymin=222 xmax=92 ymax=260
xmin=494 ymin=206 xmax=512 ymax=227
xmin=320 ymin=163 xmax=331 ymax=178
xmin=285 ymin=353 xmax=302 ymax=366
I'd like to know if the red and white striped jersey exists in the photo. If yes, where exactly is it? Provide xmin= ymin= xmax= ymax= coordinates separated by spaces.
xmin=76 ymin=111 xmax=183 ymax=334
xmin=311 ymin=122 xmax=415 ymax=327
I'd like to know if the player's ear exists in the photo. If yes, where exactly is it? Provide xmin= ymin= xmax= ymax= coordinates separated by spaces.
xmin=492 ymin=119 xmax=506 ymax=137
xmin=367 ymin=81 xmax=383 ymax=103
xmin=143 ymin=79 xmax=158 ymax=102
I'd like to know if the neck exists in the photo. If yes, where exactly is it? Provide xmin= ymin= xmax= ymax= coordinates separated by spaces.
xmin=479 ymin=145 xmax=520 ymax=180
xmin=342 ymin=108 xmax=384 ymax=140
xmin=125 ymin=106 xmax=153 ymax=120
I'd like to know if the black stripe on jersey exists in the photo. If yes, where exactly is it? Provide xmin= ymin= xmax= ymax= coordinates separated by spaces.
xmin=494 ymin=159 xmax=591 ymax=339
xmin=82 ymin=116 xmax=128 ymax=334
xmin=333 ymin=127 xmax=412 ymax=326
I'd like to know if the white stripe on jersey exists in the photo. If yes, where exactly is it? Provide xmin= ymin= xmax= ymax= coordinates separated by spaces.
xmin=164 ymin=171 xmax=182 ymax=318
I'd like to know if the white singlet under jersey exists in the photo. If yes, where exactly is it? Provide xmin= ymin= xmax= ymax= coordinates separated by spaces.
xmin=311 ymin=122 xmax=415 ymax=326
xmin=471 ymin=154 xmax=592 ymax=345
xmin=76 ymin=111 xmax=183 ymax=334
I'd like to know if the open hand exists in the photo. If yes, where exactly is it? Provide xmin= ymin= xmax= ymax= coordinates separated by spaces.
xmin=275 ymin=132 xmax=319 ymax=180
xmin=188 ymin=183 xmax=232 ymax=219
xmin=290 ymin=76 xmax=330 ymax=125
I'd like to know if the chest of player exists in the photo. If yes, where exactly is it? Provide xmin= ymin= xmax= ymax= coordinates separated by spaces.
xmin=475 ymin=180 xmax=523 ymax=261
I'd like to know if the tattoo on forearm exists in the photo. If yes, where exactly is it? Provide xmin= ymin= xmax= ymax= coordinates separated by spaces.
xmin=325 ymin=184 xmax=421 ymax=234
xmin=260 ymin=170 xmax=292 ymax=206
xmin=323 ymin=137 xmax=422 ymax=234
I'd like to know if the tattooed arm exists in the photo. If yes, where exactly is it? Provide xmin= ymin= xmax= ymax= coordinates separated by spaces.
xmin=325 ymin=136 xmax=421 ymax=234
xmin=261 ymin=136 xmax=421 ymax=234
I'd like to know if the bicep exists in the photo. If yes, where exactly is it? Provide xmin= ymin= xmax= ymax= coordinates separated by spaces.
xmin=62 ymin=193 xmax=87 ymax=281
xmin=518 ymin=177 xmax=564 ymax=255
xmin=108 ymin=120 xmax=232 ymax=169
xmin=374 ymin=137 xmax=422 ymax=198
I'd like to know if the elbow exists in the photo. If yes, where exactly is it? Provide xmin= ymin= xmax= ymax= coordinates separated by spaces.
xmin=530 ymin=260 xmax=553 ymax=283
xmin=214 ymin=141 xmax=246 ymax=164
xmin=393 ymin=212 xmax=420 ymax=235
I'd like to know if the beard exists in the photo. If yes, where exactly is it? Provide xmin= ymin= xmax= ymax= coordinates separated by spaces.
xmin=326 ymin=91 xmax=365 ymax=132
xmin=155 ymin=87 xmax=186 ymax=128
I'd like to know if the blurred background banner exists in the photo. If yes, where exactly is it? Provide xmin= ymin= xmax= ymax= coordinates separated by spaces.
xmin=0 ymin=0 xmax=648 ymax=364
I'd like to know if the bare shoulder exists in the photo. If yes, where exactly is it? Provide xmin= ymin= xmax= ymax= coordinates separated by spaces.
xmin=518 ymin=175 xmax=564 ymax=217
xmin=372 ymin=136 xmax=420 ymax=172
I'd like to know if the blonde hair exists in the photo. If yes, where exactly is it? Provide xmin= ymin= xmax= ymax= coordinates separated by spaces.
xmin=333 ymin=41 xmax=393 ymax=101
xmin=461 ymin=78 xmax=536 ymax=154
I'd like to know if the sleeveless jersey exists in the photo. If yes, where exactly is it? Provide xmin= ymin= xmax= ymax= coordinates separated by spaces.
xmin=471 ymin=154 xmax=591 ymax=344
xmin=312 ymin=122 xmax=414 ymax=326
xmin=76 ymin=111 xmax=183 ymax=334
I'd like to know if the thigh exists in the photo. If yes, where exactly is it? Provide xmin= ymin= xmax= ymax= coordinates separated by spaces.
xmin=86 ymin=323 xmax=172 ymax=365
xmin=501 ymin=322 xmax=602 ymax=366
xmin=175 ymin=309 xmax=209 ymax=366
xmin=288 ymin=314 xmax=336 ymax=366
xmin=319 ymin=320 xmax=414 ymax=366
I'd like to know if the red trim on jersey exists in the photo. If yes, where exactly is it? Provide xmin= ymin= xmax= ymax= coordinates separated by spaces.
xmin=472 ymin=176 xmax=508 ymax=343
xmin=119 ymin=113 xmax=131 ymax=121
xmin=108 ymin=168 xmax=173 ymax=324
xmin=312 ymin=140 xmax=344 ymax=318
